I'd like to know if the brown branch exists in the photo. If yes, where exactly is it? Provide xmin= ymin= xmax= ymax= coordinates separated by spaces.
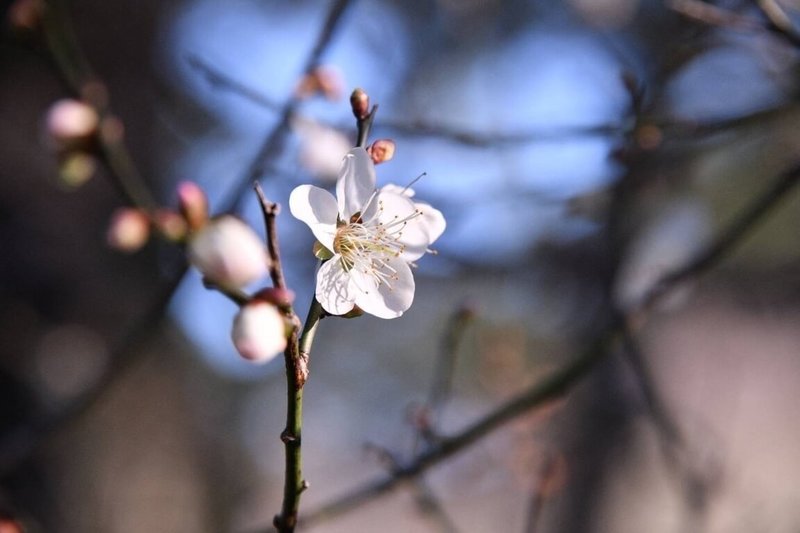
xmin=296 ymin=158 xmax=800 ymax=528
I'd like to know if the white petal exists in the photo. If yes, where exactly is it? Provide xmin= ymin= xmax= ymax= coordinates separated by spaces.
xmin=381 ymin=183 xmax=415 ymax=197
xmin=231 ymin=302 xmax=287 ymax=363
xmin=336 ymin=147 xmax=376 ymax=219
xmin=374 ymin=191 xmax=429 ymax=261
xmin=354 ymin=256 xmax=415 ymax=319
xmin=188 ymin=216 xmax=269 ymax=288
xmin=315 ymin=258 xmax=357 ymax=315
xmin=415 ymin=201 xmax=446 ymax=244
xmin=289 ymin=184 xmax=338 ymax=251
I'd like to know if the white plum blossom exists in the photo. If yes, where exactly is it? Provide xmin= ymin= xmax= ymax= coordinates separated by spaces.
xmin=231 ymin=301 xmax=288 ymax=363
xmin=290 ymin=147 xmax=445 ymax=319
xmin=187 ymin=215 xmax=269 ymax=289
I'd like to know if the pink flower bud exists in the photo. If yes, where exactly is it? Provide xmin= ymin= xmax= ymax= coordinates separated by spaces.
xmin=187 ymin=215 xmax=269 ymax=288
xmin=231 ymin=301 xmax=287 ymax=363
xmin=153 ymin=209 xmax=188 ymax=242
xmin=46 ymin=99 xmax=99 ymax=149
xmin=177 ymin=181 xmax=209 ymax=231
xmin=367 ymin=139 xmax=395 ymax=165
xmin=252 ymin=287 xmax=296 ymax=308
xmin=8 ymin=0 xmax=43 ymax=32
xmin=107 ymin=207 xmax=150 ymax=253
xmin=350 ymin=88 xmax=369 ymax=120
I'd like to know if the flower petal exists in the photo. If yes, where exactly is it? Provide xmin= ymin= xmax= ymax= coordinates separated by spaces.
xmin=289 ymin=184 xmax=338 ymax=251
xmin=336 ymin=147 xmax=376 ymax=219
xmin=353 ymin=256 xmax=415 ymax=319
xmin=315 ymin=258 xmax=357 ymax=315
xmin=415 ymin=201 xmax=446 ymax=244
xmin=373 ymin=191 xmax=429 ymax=261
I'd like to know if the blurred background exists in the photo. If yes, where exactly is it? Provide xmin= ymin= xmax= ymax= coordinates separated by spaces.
xmin=2 ymin=0 xmax=800 ymax=531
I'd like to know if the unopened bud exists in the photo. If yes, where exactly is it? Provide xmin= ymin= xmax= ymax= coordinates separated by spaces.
xmin=350 ymin=88 xmax=369 ymax=120
xmin=153 ymin=209 xmax=188 ymax=242
xmin=46 ymin=99 xmax=99 ymax=149
xmin=252 ymin=287 xmax=295 ymax=308
xmin=0 ymin=516 xmax=24 ymax=533
xmin=187 ymin=215 xmax=269 ymax=289
xmin=367 ymin=139 xmax=395 ymax=165
xmin=231 ymin=301 xmax=288 ymax=363
xmin=59 ymin=152 xmax=97 ymax=188
xmin=177 ymin=181 xmax=209 ymax=231
xmin=8 ymin=0 xmax=43 ymax=32
xmin=107 ymin=207 xmax=150 ymax=253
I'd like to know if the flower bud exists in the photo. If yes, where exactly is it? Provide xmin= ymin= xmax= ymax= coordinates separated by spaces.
xmin=107 ymin=207 xmax=150 ymax=253
xmin=177 ymin=181 xmax=209 ymax=231
xmin=46 ymin=99 xmax=99 ymax=150
xmin=367 ymin=139 xmax=395 ymax=165
xmin=8 ymin=0 xmax=44 ymax=32
xmin=0 ymin=516 xmax=24 ymax=533
xmin=231 ymin=301 xmax=288 ymax=363
xmin=350 ymin=88 xmax=369 ymax=120
xmin=252 ymin=287 xmax=295 ymax=308
xmin=187 ymin=215 xmax=269 ymax=288
xmin=59 ymin=152 xmax=97 ymax=188
xmin=153 ymin=209 xmax=188 ymax=242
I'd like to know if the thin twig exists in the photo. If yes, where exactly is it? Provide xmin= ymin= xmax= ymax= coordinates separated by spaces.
xmin=523 ymin=452 xmax=560 ymax=533
xmin=253 ymin=183 xmax=289 ymax=291
xmin=297 ymin=158 xmax=800 ymax=527
xmin=667 ymin=0 xmax=759 ymax=30
xmin=41 ymin=0 xmax=158 ymax=211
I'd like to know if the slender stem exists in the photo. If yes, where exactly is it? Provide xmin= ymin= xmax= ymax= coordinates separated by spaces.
xmin=274 ymin=299 xmax=323 ymax=532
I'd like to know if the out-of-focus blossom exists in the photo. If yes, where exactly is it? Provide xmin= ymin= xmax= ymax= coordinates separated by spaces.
xmin=45 ymin=99 xmax=99 ymax=148
xmin=8 ymin=0 xmax=43 ymax=32
xmin=153 ymin=209 xmax=189 ymax=242
xmin=293 ymin=118 xmax=352 ymax=182
xmin=106 ymin=207 xmax=150 ymax=253
xmin=177 ymin=181 xmax=209 ymax=230
xmin=295 ymin=65 xmax=343 ymax=100
xmin=290 ymin=147 xmax=445 ymax=318
xmin=59 ymin=153 xmax=97 ymax=188
xmin=187 ymin=215 xmax=269 ymax=288
xmin=231 ymin=301 xmax=287 ymax=363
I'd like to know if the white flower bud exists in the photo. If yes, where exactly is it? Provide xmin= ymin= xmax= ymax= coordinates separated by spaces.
xmin=231 ymin=301 xmax=287 ymax=363
xmin=187 ymin=215 xmax=269 ymax=288
xmin=46 ymin=99 xmax=98 ymax=148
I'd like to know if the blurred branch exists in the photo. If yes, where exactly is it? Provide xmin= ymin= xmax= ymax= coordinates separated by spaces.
xmin=752 ymin=0 xmax=800 ymax=46
xmin=41 ymin=0 xmax=158 ymax=211
xmin=667 ymin=0 xmax=758 ymax=30
xmin=669 ymin=0 xmax=800 ymax=47
xmin=295 ymin=158 xmax=800 ymax=528
xmin=189 ymin=53 xmax=798 ymax=150
xmin=415 ymin=305 xmax=476 ymax=448
xmin=217 ymin=0 xmax=353 ymax=215
xmin=187 ymin=55 xmax=625 ymax=146
xmin=523 ymin=451 xmax=561 ymax=533
xmin=0 ymin=0 xmax=353 ymax=483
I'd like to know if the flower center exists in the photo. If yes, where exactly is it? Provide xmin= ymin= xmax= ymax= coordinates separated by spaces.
xmin=332 ymin=202 xmax=422 ymax=288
